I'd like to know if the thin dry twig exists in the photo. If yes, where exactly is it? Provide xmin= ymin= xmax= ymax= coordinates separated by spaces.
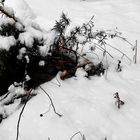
xmin=70 ymin=131 xmax=86 ymax=140
xmin=133 ymin=40 xmax=137 ymax=64
xmin=105 ymin=42 xmax=132 ymax=64
xmin=39 ymin=86 xmax=62 ymax=117
xmin=116 ymin=35 xmax=134 ymax=47
xmin=16 ymin=89 xmax=33 ymax=140
xmin=40 ymin=104 xmax=52 ymax=117
xmin=70 ymin=131 xmax=82 ymax=140
xmin=94 ymin=43 xmax=114 ymax=59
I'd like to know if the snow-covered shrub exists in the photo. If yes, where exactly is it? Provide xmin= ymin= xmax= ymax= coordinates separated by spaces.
xmin=0 ymin=1 xmax=136 ymax=127
xmin=0 ymin=19 xmax=23 ymax=39
xmin=0 ymin=3 xmax=135 ymax=96
xmin=51 ymin=14 xmax=135 ymax=79
xmin=0 ymin=6 xmax=76 ymax=95
xmin=0 ymin=4 xmax=45 ymax=95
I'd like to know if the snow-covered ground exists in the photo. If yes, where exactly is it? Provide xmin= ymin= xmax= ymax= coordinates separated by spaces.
xmin=0 ymin=0 xmax=140 ymax=140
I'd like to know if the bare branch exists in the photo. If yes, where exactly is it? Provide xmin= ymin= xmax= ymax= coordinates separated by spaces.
xmin=0 ymin=6 xmax=24 ymax=28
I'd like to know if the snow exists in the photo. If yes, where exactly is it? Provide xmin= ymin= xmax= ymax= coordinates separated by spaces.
xmin=17 ymin=47 xmax=26 ymax=60
xmin=38 ymin=60 xmax=45 ymax=66
xmin=1 ymin=6 xmax=15 ymax=17
xmin=39 ymin=30 xmax=57 ymax=56
xmin=0 ymin=0 xmax=140 ymax=140
xmin=5 ymin=0 xmax=36 ymax=20
xmin=76 ymin=34 xmax=87 ymax=44
xmin=0 ymin=18 xmax=15 ymax=26
xmin=18 ymin=32 xmax=34 ymax=47
xmin=0 ymin=36 xmax=16 ymax=50
xmin=18 ymin=25 xmax=44 ymax=48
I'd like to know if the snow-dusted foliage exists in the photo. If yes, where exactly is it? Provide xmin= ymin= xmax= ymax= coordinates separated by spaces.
xmin=0 ymin=3 xmax=135 ymax=95
xmin=0 ymin=0 xmax=137 ymax=129
xmin=0 ymin=3 xmax=52 ymax=96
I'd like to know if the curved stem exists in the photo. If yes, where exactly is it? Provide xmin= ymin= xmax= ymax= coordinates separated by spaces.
xmin=105 ymin=42 xmax=132 ymax=64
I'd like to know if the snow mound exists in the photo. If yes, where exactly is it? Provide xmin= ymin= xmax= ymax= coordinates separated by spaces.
xmin=5 ymin=0 xmax=36 ymax=20
xmin=0 ymin=36 xmax=16 ymax=50
xmin=0 ymin=0 xmax=140 ymax=140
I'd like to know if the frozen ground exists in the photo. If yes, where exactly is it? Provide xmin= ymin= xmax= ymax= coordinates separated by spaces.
xmin=0 ymin=0 xmax=140 ymax=140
